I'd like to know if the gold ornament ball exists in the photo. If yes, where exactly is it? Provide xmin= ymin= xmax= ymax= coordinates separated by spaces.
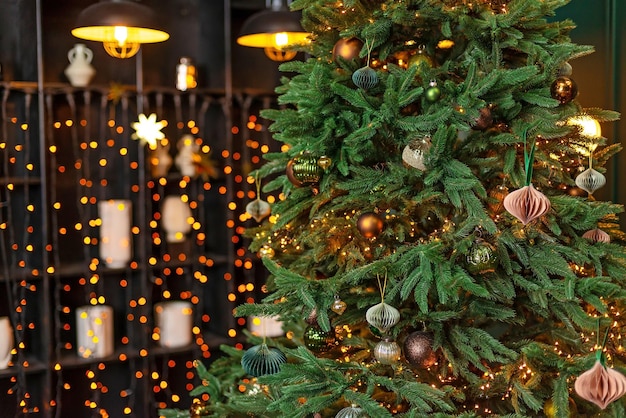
xmin=190 ymin=400 xmax=211 ymax=418
xmin=408 ymin=48 xmax=433 ymax=74
xmin=356 ymin=212 xmax=384 ymax=239
xmin=543 ymin=398 xmax=577 ymax=418
xmin=286 ymin=155 xmax=322 ymax=187
xmin=317 ymin=155 xmax=332 ymax=170
xmin=332 ymin=37 xmax=364 ymax=63
xmin=550 ymin=76 xmax=578 ymax=104
xmin=331 ymin=297 xmax=347 ymax=315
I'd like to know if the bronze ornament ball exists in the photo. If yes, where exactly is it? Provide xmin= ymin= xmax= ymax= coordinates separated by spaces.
xmin=356 ymin=212 xmax=384 ymax=238
xmin=403 ymin=331 xmax=437 ymax=369
xmin=332 ymin=37 xmax=364 ymax=63
xmin=550 ymin=76 xmax=578 ymax=104
xmin=473 ymin=107 xmax=493 ymax=130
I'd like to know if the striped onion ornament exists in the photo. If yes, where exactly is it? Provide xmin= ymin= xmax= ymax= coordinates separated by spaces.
xmin=366 ymin=302 xmax=400 ymax=334
xmin=336 ymin=405 xmax=369 ymax=418
xmin=575 ymin=167 xmax=606 ymax=195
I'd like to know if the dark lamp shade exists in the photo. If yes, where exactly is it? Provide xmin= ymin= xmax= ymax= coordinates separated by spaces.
xmin=71 ymin=0 xmax=169 ymax=58
xmin=237 ymin=9 xmax=309 ymax=49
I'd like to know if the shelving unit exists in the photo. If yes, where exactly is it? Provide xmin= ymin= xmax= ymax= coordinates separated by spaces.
xmin=0 ymin=80 xmax=279 ymax=417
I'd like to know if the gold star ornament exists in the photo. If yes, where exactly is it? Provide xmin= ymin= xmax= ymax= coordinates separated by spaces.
xmin=132 ymin=113 xmax=166 ymax=147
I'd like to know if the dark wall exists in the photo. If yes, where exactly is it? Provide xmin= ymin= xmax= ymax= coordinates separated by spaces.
xmin=556 ymin=1 xmax=626 ymax=214
xmin=40 ymin=0 xmax=228 ymax=89
xmin=0 ymin=0 xmax=38 ymax=81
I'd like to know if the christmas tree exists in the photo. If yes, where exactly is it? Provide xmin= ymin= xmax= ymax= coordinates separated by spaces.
xmin=162 ymin=0 xmax=626 ymax=417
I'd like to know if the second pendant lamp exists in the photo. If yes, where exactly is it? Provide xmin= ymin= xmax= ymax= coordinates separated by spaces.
xmin=237 ymin=0 xmax=310 ymax=61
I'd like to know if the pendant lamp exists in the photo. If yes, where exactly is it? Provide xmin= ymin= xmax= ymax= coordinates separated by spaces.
xmin=237 ymin=0 xmax=309 ymax=62
xmin=71 ymin=0 xmax=169 ymax=59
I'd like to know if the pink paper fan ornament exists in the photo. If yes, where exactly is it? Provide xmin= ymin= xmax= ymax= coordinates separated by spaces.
xmin=575 ymin=360 xmax=626 ymax=409
xmin=503 ymin=184 xmax=551 ymax=225
xmin=582 ymin=228 xmax=610 ymax=243
xmin=503 ymin=127 xmax=551 ymax=225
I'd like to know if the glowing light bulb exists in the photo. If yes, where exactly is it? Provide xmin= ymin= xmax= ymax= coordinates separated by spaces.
xmin=114 ymin=26 xmax=129 ymax=46
xmin=274 ymin=32 xmax=289 ymax=48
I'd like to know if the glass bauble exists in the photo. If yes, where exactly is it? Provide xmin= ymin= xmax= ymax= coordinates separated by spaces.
xmin=286 ymin=154 xmax=323 ymax=187
xmin=317 ymin=155 xmax=332 ymax=170
xmin=303 ymin=325 xmax=336 ymax=353
xmin=543 ymin=397 xmax=577 ymax=418
xmin=189 ymin=400 xmax=211 ymax=418
xmin=374 ymin=338 xmax=401 ymax=365
xmin=558 ymin=61 xmax=573 ymax=77
xmin=331 ymin=296 xmax=347 ymax=315
xmin=403 ymin=331 xmax=437 ymax=368
xmin=408 ymin=46 xmax=433 ymax=73
xmin=333 ymin=38 xmax=364 ymax=63
xmin=401 ymin=136 xmax=431 ymax=171
xmin=425 ymin=80 xmax=441 ymax=102
xmin=466 ymin=238 xmax=498 ymax=274
xmin=473 ymin=106 xmax=493 ymax=130
xmin=356 ymin=212 xmax=384 ymax=238
xmin=550 ymin=76 xmax=578 ymax=104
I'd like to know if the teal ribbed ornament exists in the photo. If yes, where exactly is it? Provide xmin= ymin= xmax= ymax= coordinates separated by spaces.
xmin=352 ymin=66 xmax=378 ymax=90
xmin=241 ymin=343 xmax=286 ymax=377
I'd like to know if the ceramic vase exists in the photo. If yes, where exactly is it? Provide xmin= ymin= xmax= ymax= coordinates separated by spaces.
xmin=150 ymin=142 xmax=173 ymax=178
xmin=175 ymin=135 xmax=199 ymax=177
xmin=64 ymin=43 xmax=95 ymax=87
xmin=98 ymin=199 xmax=132 ymax=268
xmin=155 ymin=301 xmax=193 ymax=348
xmin=0 ymin=317 xmax=13 ymax=369
xmin=75 ymin=305 xmax=114 ymax=359
xmin=161 ymin=195 xmax=192 ymax=243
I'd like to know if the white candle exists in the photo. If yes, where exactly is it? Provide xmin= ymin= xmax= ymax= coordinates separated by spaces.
xmin=98 ymin=199 xmax=132 ymax=268
xmin=76 ymin=305 xmax=114 ymax=359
